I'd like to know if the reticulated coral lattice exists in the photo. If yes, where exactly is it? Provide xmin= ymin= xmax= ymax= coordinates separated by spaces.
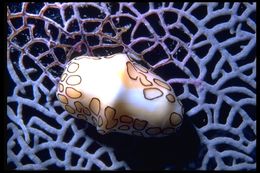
xmin=7 ymin=2 xmax=256 ymax=170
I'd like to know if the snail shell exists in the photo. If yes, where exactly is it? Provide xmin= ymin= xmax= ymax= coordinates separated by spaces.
xmin=56 ymin=53 xmax=183 ymax=137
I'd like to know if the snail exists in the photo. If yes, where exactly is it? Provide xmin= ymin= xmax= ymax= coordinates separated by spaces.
xmin=56 ymin=53 xmax=183 ymax=137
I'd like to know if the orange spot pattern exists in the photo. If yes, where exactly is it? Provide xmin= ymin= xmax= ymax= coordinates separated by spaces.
xmin=89 ymin=98 xmax=101 ymax=116
xmin=58 ymin=57 xmax=182 ymax=137
xmin=126 ymin=60 xmax=177 ymax=104
xmin=104 ymin=106 xmax=118 ymax=129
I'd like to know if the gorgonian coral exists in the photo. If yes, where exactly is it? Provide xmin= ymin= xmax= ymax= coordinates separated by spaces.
xmin=7 ymin=2 xmax=256 ymax=170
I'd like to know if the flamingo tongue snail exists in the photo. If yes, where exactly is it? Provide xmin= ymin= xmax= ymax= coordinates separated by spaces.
xmin=56 ymin=53 xmax=184 ymax=137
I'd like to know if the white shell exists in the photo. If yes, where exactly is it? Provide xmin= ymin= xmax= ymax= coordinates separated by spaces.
xmin=56 ymin=53 xmax=183 ymax=137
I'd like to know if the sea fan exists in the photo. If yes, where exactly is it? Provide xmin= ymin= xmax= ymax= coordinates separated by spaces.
xmin=7 ymin=2 xmax=256 ymax=170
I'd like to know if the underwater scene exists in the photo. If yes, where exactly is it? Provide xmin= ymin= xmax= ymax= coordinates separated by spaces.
xmin=6 ymin=2 xmax=256 ymax=170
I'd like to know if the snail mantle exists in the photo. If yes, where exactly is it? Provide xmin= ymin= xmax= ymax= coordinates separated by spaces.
xmin=56 ymin=53 xmax=184 ymax=137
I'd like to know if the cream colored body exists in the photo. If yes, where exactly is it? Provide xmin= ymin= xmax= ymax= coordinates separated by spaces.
xmin=56 ymin=53 xmax=183 ymax=137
